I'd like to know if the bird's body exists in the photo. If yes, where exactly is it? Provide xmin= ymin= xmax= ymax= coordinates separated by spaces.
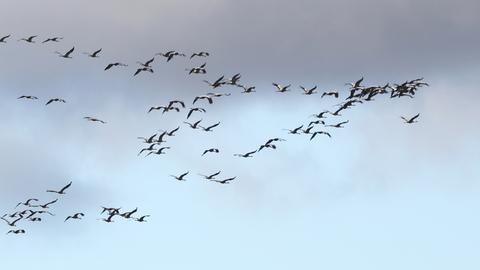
xmin=401 ymin=113 xmax=420 ymax=124
xmin=65 ymin=213 xmax=84 ymax=222
xmin=45 ymin=98 xmax=66 ymax=106
xmin=170 ymin=171 xmax=189 ymax=181
xmin=55 ymin=47 xmax=75 ymax=58
xmin=84 ymin=117 xmax=107 ymax=124
xmin=234 ymin=150 xmax=256 ymax=158
xmin=46 ymin=181 xmax=72 ymax=195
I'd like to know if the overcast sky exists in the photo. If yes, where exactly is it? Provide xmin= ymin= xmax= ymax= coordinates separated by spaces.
xmin=1 ymin=0 xmax=479 ymax=269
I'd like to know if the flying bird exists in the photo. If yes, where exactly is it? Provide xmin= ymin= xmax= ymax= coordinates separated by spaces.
xmin=84 ymin=48 xmax=102 ymax=58
xmin=284 ymin=125 xmax=304 ymax=134
xmin=190 ymin=51 xmax=209 ymax=59
xmin=170 ymin=171 xmax=189 ymax=181
xmin=321 ymin=91 xmax=339 ymax=98
xmin=401 ymin=113 xmax=420 ymax=124
xmin=134 ymin=67 xmax=154 ymax=76
xmin=65 ymin=213 xmax=84 ymax=222
xmin=6 ymin=229 xmax=25 ymax=235
xmin=46 ymin=181 xmax=72 ymax=194
xmin=137 ymin=57 xmax=155 ymax=68
xmin=200 ymin=122 xmax=220 ymax=132
xmin=0 ymin=34 xmax=11 ymax=43
xmin=202 ymin=148 xmax=219 ymax=156
xmin=234 ymin=150 xmax=256 ymax=158
xmin=187 ymin=107 xmax=206 ymax=119
xmin=184 ymin=119 xmax=203 ymax=129
xmin=33 ymin=199 xmax=58 ymax=209
xmin=327 ymin=120 xmax=349 ymax=128
xmin=84 ymin=117 xmax=107 ymax=124
xmin=310 ymin=131 xmax=331 ymax=140
xmin=145 ymin=146 xmax=171 ymax=157
xmin=193 ymin=95 xmax=213 ymax=105
xmin=17 ymin=95 xmax=38 ymax=100
xmin=18 ymin=35 xmax=37 ymax=43
xmin=1 ymin=216 xmax=23 ymax=227
xmin=104 ymin=62 xmax=128 ymax=71
xmin=210 ymin=177 xmax=236 ymax=184
xmin=135 ymin=215 xmax=150 ymax=222
xmin=273 ymin=83 xmax=291 ymax=92
xmin=42 ymin=37 xmax=63 ymax=43
xmin=55 ymin=46 xmax=75 ymax=58
xmin=15 ymin=198 xmax=39 ymax=208
xmin=300 ymin=86 xmax=318 ymax=95
xmin=45 ymin=98 xmax=66 ymax=106
xmin=198 ymin=171 xmax=221 ymax=180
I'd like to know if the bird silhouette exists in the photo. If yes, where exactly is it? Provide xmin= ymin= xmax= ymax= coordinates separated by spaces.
xmin=55 ymin=47 xmax=75 ymax=58
xmin=65 ymin=213 xmax=84 ymax=222
xmin=84 ymin=48 xmax=102 ymax=58
xmin=45 ymin=98 xmax=66 ymax=106
xmin=46 ymin=181 xmax=72 ymax=194
xmin=170 ymin=171 xmax=189 ymax=181
xmin=401 ymin=113 xmax=420 ymax=124
xmin=234 ymin=150 xmax=256 ymax=158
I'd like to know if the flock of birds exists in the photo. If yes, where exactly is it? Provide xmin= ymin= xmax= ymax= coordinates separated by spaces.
xmin=1 ymin=33 xmax=429 ymax=235
xmin=2 ymin=181 xmax=149 ymax=235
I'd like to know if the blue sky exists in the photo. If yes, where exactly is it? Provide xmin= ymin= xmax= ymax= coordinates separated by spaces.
xmin=1 ymin=0 xmax=479 ymax=269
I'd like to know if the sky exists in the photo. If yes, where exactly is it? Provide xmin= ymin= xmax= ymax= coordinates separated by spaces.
xmin=1 ymin=0 xmax=479 ymax=269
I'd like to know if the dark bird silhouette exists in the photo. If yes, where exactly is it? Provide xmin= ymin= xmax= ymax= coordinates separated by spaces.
xmin=187 ymin=63 xmax=207 ymax=74
xmin=183 ymin=119 xmax=203 ymax=129
xmin=99 ymin=213 xmax=116 ymax=223
xmin=55 ymin=47 xmax=75 ymax=58
xmin=190 ymin=51 xmax=209 ymax=59
xmin=45 ymin=98 xmax=66 ymax=106
xmin=15 ymin=198 xmax=39 ymax=208
xmin=273 ymin=83 xmax=291 ymax=92
xmin=203 ymin=76 xmax=225 ymax=88
xmin=198 ymin=171 xmax=221 ymax=180
xmin=300 ymin=86 xmax=318 ymax=95
xmin=308 ymin=120 xmax=325 ymax=127
xmin=29 ymin=217 xmax=42 ymax=222
xmin=202 ymin=148 xmax=219 ymax=156
xmin=84 ymin=117 xmax=107 ymax=124
xmin=168 ymin=100 xmax=185 ymax=109
xmin=210 ymin=177 xmax=236 ymax=184
xmin=65 ymin=213 xmax=84 ymax=222
xmin=42 ymin=37 xmax=63 ymax=43
xmin=239 ymin=85 xmax=256 ymax=93
xmin=6 ymin=229 xmax=25 ymax=235
xmin=310 ymin=131 xmax=331 ymax=140
xmin=162 ymin=126 xmax=180 ymax=137
xmin=0 ymin=34 xmax=11 ymax=43
xmin=33 ymin=199 xmax=58 ymax=209
xmin=148 ymin=106 xmax=169 ymax=113
xmin=234 ymin=150 xmax=256 ymax=158
xmin=193 ymin=95 xmax=213 ymax=105
xmin=17 ymin=95 xmax=38 ymax=100
xmin=187 ymin=107 xmax=206 ymax=119
xmin=135 ymin=215 xmax=150 ymax=222
xmin=134 ymin=67 xmax=154 ymax=76
xmin=146 ymin=146 xmax=170 ymax=157
xmin=137 ymin=57 xmax=155 ymax=68
xmin=104 ymin=62 xmax=128 ymax=71
xmin=200 ymin=122 xmax=220 ymax=132
xmin=311 ymin=111 xmax=330 ymax=119
xmin=138 ymin=143 xmax=157 ymax=156
xmin=226 ymin=73 xmax=241 ymax=85
xmin=18 ymin=35 xmax=37 ymax=43
xmin=47 ymin=181 xmax=72 ymax=194
xmin=138 ymin=133 xmax=157 ymax=144
xmin=321 ymin=91 xmax=339 ymax=98
xmin=101 ymin=207 xmax=121 ymax=215
xmin=327 ymin=120 xmax=349 ymax=128
xmin=170 ymin=171 xmax=189 ymax=181
xmin=346 ymin=77 xmax=364 ymax=89
xmin=157 ymin=51 xmax=186 ymax=62
xmin=1 ymin=216 xmax=23 ymax=227
xmin=83 ymin=48 xmax=102 ymax=58
xmin=284 ymin=125 xmax=304 ymax=134
xmin=401 ymin=113 xmax=420 ymax=124
xmin=120 ymin=208 xmax=138 ymax=219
